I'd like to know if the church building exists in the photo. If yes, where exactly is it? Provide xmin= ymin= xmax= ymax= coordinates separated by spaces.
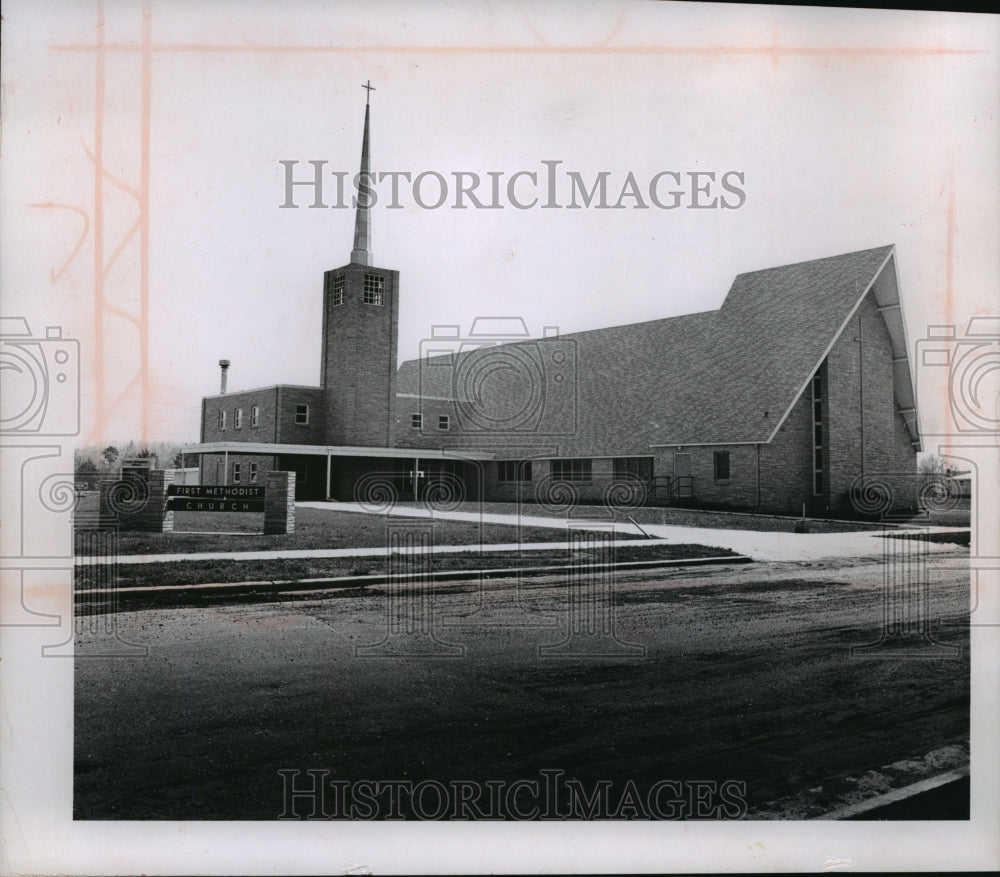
xmin=188 ymin=91 xmax=922 ymax=517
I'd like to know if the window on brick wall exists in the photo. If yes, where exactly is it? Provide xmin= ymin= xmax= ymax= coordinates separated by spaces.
xmin=249 ymin=462 xmax=258 ymax=483
xmin=363 ymin=274 xmax=385 ymax=306
xmin=232 ymin=462 xmax=241 ymax=483
xmin=411 ymin=413 xmax=422 ymax=429
xmin=250 ymin=405 xmax=259 ymax=427
xmin=331 ymin=274 xmax=345 ymax=307
xmin=438 ymin=414 xmax=450 ymax=431
xmin=498 ymin=460 xmax=532 ymax=482
xmin=552 ymin=459 xmax=592 ymax=481
xmin=234 ymin=408 xmax=243 ymax=429
xmin=218 ymin=410 xmax=226 ymax=431
xmin=613 ymin=457 xmax=653 ymax=481
xmin=295 ymin=404 xmax=309 ymax=425
xmin=713 ymin=450 xmax=730 ymax=481
xmin=812 ymin=373 xmax=824 ymax=495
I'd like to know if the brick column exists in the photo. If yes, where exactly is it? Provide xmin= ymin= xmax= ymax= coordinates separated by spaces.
xmin=264 ymin=471 xmax=295 ymax=534
xmin=99 ymin=469 xmax=173 ymax=532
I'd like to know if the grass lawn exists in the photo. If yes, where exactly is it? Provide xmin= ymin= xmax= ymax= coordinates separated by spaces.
xmin=82 ymin=542 xmax=742 ymax=590
xmin=76 ymin=503 xmax=576 ymax=555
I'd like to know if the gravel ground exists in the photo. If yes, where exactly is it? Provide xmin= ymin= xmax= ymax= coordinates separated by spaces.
xmin=74 ymin=551 xmax=970 ymax=820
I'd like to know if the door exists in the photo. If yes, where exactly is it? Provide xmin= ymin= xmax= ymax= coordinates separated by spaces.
xmin=673 ymin=453 xmax=693 ymax=499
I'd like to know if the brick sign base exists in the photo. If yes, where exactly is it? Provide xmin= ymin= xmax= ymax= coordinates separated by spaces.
xmin=98 ymin=469 xmax=296 ymax=535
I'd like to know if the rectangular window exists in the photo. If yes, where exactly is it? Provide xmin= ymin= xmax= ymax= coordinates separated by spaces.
xmin=363 ymin=273 xmax=385 ymax=306
xmin=232 ymin=462 xmax=241 ymax=483
xmin=411 ymin=413 xmax=423 ymax=429
xmin=251 ymin=405 xmax=260 ymax=428
xmin=249 ymin=462 xmax=258 ymax=483
xmin=438 ymin=414 xmax=450 ymax=431
xmin=713 ymin=450 xmax=730 ymax=481
xmin=234 ymin=408 xmax=243 ymax=429
xmin=498 ymin=460 xmax=532 ymax=483
xmin=812 ymin=372 xmax=824 ymax=496
xmin=295 ymin=404 xmax=309 ymax=425
xmin=551 ymin=459 xmax=592 ymax=482
xmin=218 ymin=410 xmax=226 ymax=431
xmin=613 ymin=457 xmax=653 ymax=481
xmin=331 ymin=275 xmax=345 ymax=307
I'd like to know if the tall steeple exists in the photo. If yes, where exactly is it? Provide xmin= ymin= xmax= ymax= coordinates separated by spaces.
xmin=321 ymin=78 xmax=399 ymax=448
xmin=350 ymin=81 xmax=375 ymax=266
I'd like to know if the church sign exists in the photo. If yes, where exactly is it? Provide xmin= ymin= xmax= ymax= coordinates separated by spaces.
xmin=165 ymin=484 xmax=265 ymax=512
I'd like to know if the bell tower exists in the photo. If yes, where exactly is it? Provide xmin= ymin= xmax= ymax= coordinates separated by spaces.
xmin=320 ymin=83 xmax=399 ymax=447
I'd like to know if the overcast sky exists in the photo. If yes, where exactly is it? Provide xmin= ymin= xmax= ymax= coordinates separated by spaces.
xmin=3 ymin=1 xmax=997 ymax=444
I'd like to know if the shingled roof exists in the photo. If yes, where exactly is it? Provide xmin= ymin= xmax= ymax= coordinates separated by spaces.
xmin=396 ymin=245 xmax=917 ymax=451
xmin=660 ymin=244 xmax=901 ymax=445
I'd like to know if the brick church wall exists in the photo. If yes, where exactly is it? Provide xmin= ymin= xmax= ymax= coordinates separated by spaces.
xmin=825 ymin=292 xmax=919 ymax=514
xmin=201 ymin=388 xmax=279 ymax=443
xmin=757 ymin=390 xmax=816 ymax=515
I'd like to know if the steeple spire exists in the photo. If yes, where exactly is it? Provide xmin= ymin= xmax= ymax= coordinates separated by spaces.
xmin=350 ymin=81 xmax=375 ymax=265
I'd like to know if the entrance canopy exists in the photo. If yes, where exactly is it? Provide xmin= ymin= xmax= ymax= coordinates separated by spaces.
xmin=182 ymin=441 xmax=496 ymax=502
xmin=184 ymin=441 xmax=496 ymax=461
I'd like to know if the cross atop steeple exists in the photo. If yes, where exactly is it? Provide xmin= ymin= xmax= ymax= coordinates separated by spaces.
xmin=361 ymin=79 xmax=376 ymax=105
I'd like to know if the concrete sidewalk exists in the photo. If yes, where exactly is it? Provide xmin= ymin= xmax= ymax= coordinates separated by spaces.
xmin=301 ymin=502 xmax=967 ymax=563
xmin=97 ymin=502 xmax=967 ymax=565
xmin=85 ymin=537 xmax=665 ymax=566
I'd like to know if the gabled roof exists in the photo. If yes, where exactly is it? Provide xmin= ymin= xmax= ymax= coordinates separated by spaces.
xmin=657 ymin=244 xmax=901 ymax=446
xmin=396 ymin=245 xmax=920 ymax=450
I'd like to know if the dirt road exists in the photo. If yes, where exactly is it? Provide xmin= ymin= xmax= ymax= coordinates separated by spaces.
xmin=74 ymin=551 xmax=970 ymax=820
